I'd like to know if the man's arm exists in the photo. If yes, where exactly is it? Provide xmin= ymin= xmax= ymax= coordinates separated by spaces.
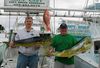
xmin=9 ymin=33 xmax=18 ymax=48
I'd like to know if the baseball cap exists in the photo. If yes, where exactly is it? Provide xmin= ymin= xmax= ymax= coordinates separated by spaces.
xmin=60 ymin=23 xmax=67 ymax=29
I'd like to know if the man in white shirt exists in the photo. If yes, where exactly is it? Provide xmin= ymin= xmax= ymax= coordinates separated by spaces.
xmin=9 ymin=9 xmax=50 ymax=68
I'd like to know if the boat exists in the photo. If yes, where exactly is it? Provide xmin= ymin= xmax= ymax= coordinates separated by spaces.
xmin=0 ymin=29 xmax=8 ymax=66
xmin=0 ymin=0 xmax=100 ymax=68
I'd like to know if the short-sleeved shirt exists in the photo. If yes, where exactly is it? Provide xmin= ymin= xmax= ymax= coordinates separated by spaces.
xmin=15 ymin=28 xmax=40 ymax=56
xmin=51 ymin=34 xmax=77 ymax=65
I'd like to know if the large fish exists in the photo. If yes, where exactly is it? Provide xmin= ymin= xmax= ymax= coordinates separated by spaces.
xmin=15 ymin=34 xmax=51 ymax=47
xmin=47 ymin=36 xmax=92 ymax=58
xmin=43 ymin=9 xmax=51 ymax=32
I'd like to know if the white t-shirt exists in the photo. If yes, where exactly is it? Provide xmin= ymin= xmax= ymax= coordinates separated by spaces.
xmin=15 ymin=28 xmax=40 ymax=56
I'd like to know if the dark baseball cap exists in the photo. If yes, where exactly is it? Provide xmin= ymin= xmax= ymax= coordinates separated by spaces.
xmin=60 ymin=23 xmax=67 ymax=29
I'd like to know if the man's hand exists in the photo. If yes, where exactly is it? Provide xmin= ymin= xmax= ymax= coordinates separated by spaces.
xmin=9 ymin=41 xmax=16 ymax=48
xmin=46 ymin=47 xmax=55 ymax=57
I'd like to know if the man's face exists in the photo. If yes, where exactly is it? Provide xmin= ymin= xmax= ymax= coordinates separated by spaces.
xmin=24 ymin=18 xmax=33 ymax=28
xmin=60 ymin=28 xmax=67 ymax=35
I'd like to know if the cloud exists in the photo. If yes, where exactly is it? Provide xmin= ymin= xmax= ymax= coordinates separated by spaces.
xmin=0 ymin=16 xmax=17 ymax=30
xmin=50 ymin=0 xmax=86 ymax=9
xmin=0 ymin=0 xmax=4 ymax=6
